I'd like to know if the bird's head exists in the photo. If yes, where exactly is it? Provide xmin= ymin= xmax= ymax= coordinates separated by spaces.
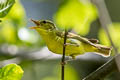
xmin=30 ymin=19 xmax=56 ymax=31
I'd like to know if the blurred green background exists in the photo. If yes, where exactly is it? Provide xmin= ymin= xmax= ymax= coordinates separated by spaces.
xmin=0 ymin=0 xmax=120 ymax=80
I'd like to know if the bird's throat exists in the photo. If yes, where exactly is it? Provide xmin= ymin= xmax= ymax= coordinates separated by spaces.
xmin=37 ymin=30 xmax=57 ymax=45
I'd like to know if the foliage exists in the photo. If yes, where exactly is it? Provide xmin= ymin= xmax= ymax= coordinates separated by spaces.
xmin=0 ymin=64 xmax=23 ymax=80
xmin=54 ymin=0 xmax=97 ymax=35
xmin=0 ymin=0 xmax=43 ymax=46
xmin=0 ymin=0 xmax=26 ymax=44
xmin=0 ymin=0 xmax=15 ymax=18
xmin=0 ymin=0 xmax=119 ymax=80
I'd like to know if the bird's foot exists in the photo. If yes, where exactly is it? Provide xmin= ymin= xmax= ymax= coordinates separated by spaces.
xmin=65 ymin=56 xmax=73 ymax=62
xmin=61 ymin=61 xmax=67 ymax=66
xmin=61 ymin=56 xmax=75 ymax=65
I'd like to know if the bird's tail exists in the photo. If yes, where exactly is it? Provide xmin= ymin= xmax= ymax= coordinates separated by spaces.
xmin=95 ymin=44 xmax=112 ymax=57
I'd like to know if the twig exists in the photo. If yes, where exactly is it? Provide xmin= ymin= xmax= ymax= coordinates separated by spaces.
xmin=82 ymin=55 xmax=118 ymax=80
xmin=61 ymin=29 xmax=68 ymax=80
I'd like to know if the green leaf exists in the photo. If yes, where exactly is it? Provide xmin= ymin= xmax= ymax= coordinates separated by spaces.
xmin=0 ymin=0 xmax=15 ymax=18
xmin=0 ymin=0 xmax=26 ymax=44
xmin=0 ymin=64 xmax=24 ymax=80
xmin=1 ymin=21 xmax=17 ymax=43
xmin=54 ymin=0 xmax=97 ymax=35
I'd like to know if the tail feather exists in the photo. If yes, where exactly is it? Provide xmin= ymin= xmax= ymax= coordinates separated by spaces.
xmin=95 ymin=44 xmax=112 ymax=57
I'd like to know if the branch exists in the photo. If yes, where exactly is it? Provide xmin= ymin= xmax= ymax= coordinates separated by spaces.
xmin=82 ymin=55 xmax=119 ymax=80
xmin=61 ymin=29 xmax=68 ymax=80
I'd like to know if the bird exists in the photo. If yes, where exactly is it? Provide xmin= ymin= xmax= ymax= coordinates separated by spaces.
xmin=30 ymin=19 xmax=112 ymax=59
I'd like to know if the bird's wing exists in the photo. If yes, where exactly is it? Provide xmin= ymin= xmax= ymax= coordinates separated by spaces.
xmin=55 ymin=30 xmax=112 ymax=56
xmin=66 ymin=38 xmax=80 ymax=47
xmin=55 ymin=30 xmax=80 ymax=46
xmin=55 ymin=30 xmax=98 ymax=48
xmin=88 ymin=39 xmax=99 ymax=44
xmin=67 ymin=32 xmax=99 ymax=47
xmin=55 ymin=30 xmax=99 ymax=43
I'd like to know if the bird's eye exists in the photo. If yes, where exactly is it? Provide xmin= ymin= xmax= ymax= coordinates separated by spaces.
xmin=42 ymin=21 xmax=46 ymax=24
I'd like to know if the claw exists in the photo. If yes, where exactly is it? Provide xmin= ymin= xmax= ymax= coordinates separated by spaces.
xmin=64 ymin=44 xmax=67 ymax=46
xmin=61 ymin=61 xmax=67 ymax=66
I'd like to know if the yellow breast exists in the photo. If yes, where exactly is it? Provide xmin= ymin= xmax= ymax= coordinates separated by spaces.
xmin=44 ymin=35 xmax=85 ymax=56
xmin=37 ymin=30 xmax=85 ymax=56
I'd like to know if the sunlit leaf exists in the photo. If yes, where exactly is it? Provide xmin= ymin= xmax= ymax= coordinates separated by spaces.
xmin=1 ymin=21 xmax=16 ymax=43
xmin=54 ymin=0 xmax=97 ymax=35
xmin=98 ymin=23 xmax=120 ymax=52
xmin=0 ymin=0 xmax=26 ymax=44
xmin=0 ymin=64 xmax=24 ymax=80
xmin=3 ymin=0 xmax=26 ymax=27
xmin=0 ymin=0 xmax=15 ymax=17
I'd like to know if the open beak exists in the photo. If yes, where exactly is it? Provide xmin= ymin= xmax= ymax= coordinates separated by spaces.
xmin=29 ymin=26 xmax=39 ymax=29
xmin=30 ymin=19 xmax=40 ymax=29
xmin=31 ymin=19 xmax=40 ymax=26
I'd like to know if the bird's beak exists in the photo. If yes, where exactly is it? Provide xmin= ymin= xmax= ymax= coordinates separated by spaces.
xmin=29 ymin=26 xmax=39 ymax=29
xmin=30 ymin=19 xmax=41 ymax=29
xmin=31 ymin=19 xmax=40 ymax=26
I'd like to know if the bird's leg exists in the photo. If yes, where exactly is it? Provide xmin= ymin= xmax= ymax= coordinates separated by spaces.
xmin=61 ymin=61 xmax=67 ymax=66
xmin=70 ymin=54 xmax=76 ymax=59
xmin=61 ymin=56 xmax=74 ymax=65
xmin=65 ymin=56 xmax=74 ymax=62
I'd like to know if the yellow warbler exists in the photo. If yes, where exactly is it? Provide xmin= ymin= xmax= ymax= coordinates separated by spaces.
xmin=30 ymin=19 xmax=112 ymax=59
